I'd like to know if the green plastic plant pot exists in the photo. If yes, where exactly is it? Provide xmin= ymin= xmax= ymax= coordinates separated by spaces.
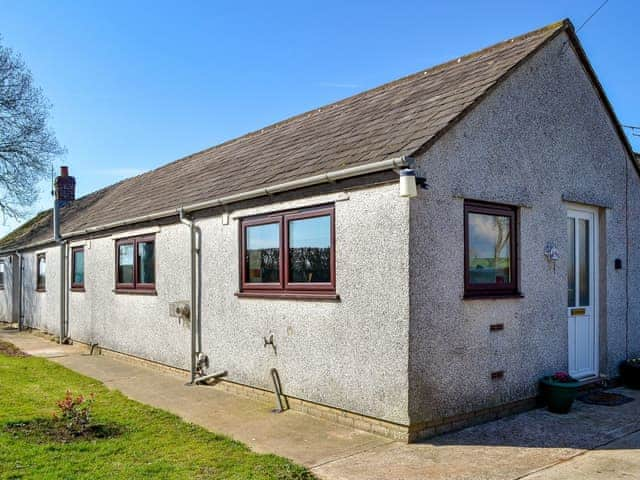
xmin=539 ymin=376 xmax=581 ymax=414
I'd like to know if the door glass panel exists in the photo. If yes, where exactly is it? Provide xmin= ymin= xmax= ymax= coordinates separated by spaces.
xmin=568 ymin=218 xmax=576 ymax=307
xmin=578 ymin=218 xmax=590 ymax=306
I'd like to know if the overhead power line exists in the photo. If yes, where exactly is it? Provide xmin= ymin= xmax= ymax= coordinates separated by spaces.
xmin=576 ymin=0 xmax=610 ymax=33
xmin=623 ymin=125 xmax=640 ymax=137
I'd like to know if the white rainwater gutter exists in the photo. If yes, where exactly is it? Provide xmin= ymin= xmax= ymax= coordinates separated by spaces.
xmin=3 ymin=156 xmax=410 ymax=253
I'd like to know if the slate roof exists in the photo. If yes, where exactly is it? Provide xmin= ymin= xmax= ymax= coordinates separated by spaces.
xmin=0 ymin=20 xmax=570 ymax=252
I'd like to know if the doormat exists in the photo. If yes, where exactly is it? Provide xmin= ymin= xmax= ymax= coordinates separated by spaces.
xmin=578 ymin=391 xmax=634 ymax=406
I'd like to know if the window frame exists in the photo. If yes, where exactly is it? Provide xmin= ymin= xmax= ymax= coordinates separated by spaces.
xmin=71 ymin=246 xmax=85 ymax=291
xmin=240 ymin=214 xmax=284 ymax=291
xmin=239 ymin=205 xmax=336 ymax=297
xmin=36 ymin=253 xmax=46 ymax=292
xmin=0 ymin=260 xmax=5 ymax=291
xmin=114 ymin=235 xmax=156 ymax=293
xmin=463 ymin=200 xmax=519 ymax=298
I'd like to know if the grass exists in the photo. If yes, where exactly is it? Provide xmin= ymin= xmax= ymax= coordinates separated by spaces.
xmin=0 ymin=340 xmax=314 ymax=480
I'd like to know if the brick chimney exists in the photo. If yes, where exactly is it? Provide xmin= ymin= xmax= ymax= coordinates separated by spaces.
xmin=54 ymin=166 xmax=76 ymax=206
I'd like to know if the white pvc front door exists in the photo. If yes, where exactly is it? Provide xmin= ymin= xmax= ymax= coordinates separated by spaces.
xmin=567 ymin=207 xmax=598 ymax=379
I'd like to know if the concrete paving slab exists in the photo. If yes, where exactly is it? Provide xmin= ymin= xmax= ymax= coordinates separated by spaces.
xmin=522 ymin=430 xmax=640 ymax=479
xmin=3 ymin=328 xmax=640 ymax=480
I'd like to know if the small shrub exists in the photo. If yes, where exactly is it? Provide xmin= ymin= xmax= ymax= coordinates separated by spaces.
xmin=551 ymin=371 xmax=578 ymax=383
xmin=53 ymin=390 xmax=95 ymax=435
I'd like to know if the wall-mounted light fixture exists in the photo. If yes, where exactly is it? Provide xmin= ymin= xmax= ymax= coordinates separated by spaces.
xmin=399 ymin=168 xmax=428 ymax=198
xmin=544 ymin=241 xmax=560 ymax=272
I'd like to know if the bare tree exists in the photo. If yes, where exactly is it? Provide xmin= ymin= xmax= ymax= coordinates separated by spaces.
xmin=0 ymin=36 xmax=64 ymax=220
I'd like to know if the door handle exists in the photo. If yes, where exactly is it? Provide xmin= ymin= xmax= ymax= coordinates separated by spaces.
xmin=571 ymin=308 xmax=586 ymax=316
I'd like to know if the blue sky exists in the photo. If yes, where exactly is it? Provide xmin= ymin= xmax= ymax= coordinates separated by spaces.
xmin=0 ymin=1 xmax=638 ymax=235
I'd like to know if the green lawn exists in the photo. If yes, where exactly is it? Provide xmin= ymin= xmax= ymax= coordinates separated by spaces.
xmin=0 ymin=341 xmax=314 ymax=480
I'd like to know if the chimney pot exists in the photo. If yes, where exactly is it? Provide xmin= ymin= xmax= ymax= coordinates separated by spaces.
xmin=55 ymin=166 xmax=76 ymax=205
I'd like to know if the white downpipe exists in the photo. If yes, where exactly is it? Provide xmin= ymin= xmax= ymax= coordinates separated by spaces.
xmin=53 ymin=199 xmax=69 ymax=344
xmin=179 ymin=208 xmax=199 ymax=383
xmin=15 ymin=251 xmax=23 ymax=330
xmin=56 ymin=241 xmax=69 ymax=344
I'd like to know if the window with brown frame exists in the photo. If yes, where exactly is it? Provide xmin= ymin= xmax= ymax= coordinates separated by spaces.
xmin=36 ymin=253 xmax=46 ymax=292
xmin=464 ymin=200 xmax=519 ymax=298
xmin=71 ymin=246 xmax=85 ymax=291
xmin=239 ymin=205 xmax=336 ymax=298
xmin=115 ymin=235 xmax=155 ymax=292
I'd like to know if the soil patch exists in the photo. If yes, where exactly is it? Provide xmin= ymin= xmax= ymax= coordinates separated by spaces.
xmin=0 ymin=340 xmax=28 ymax=357
xmin=4 ymin=419 xmax=122 ymax=443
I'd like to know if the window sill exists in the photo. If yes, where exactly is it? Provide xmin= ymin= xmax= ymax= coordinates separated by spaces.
xmin=70 ymin=287 xmax=86 ymax=292
xmin=113 ymin=289 xmax=157 ymax=296
xmin=235 ymin=291 xmax=340 ymax=300
xmin=463 ymin=291 xmax=524 ymax=300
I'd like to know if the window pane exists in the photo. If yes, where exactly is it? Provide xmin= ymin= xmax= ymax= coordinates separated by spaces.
xmin=137 ymin=241 xmax=155 ymax=284
xmin=578 ymin=219 xmax=590 ymax=306
xmin=38 ymin=256 xmax=46 ymax=289
xmin=568 ymin=218 xmax=576 ymax=307
xmin=245 ymin=223 xmax=280 ymax=283
xmin=288 ymin=215 xmax=331 ymax=283
xmin=118 ymin=244 xmax=134 ymax=284
xmin=73 ymin=250 xmax=84 ymax=285
xmin=468 ymin=213 xmax=511 ymax=285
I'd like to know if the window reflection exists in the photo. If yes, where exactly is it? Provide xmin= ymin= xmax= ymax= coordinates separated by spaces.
xmin=468 ymin=213 xmax=511 ymax=285
xmin=137 ymin=242 xmax=154 ymax=284
xmin=288 ymin=215 xmax=331 ymax=283
xmin=73 ymin=249 xmax=84 ymax=286
xmin=118 ymin=244 xmax=134 ymax=284
xmin=245 ymin=223 xmax=280 ymax=283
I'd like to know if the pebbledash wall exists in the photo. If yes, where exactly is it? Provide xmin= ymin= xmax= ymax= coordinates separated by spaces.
xmin=408 ymin=31 xmax=640 ymax=429
xmin=19 ymin=247 xmax=63 ymax=333
xmin=14 ymin=185 xmax=412 ymax=427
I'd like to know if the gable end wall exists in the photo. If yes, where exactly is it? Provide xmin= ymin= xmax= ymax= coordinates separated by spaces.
xmin=408 ymin=31 xmax=640 ymax=424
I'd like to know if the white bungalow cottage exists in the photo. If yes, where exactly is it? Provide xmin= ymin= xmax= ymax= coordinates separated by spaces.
xmin=1 ymin=19 xmax=639 ymax=441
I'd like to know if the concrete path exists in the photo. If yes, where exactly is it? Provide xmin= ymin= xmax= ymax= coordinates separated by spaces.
xmin=3 ymin=328 xmax=640 ymax=479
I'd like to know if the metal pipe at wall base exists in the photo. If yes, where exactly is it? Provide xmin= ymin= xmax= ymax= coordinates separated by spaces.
xmin=193 ymin=371 xmax=227 ymax=385
xmin=270 ymin=368 xmax=288 ymax=413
